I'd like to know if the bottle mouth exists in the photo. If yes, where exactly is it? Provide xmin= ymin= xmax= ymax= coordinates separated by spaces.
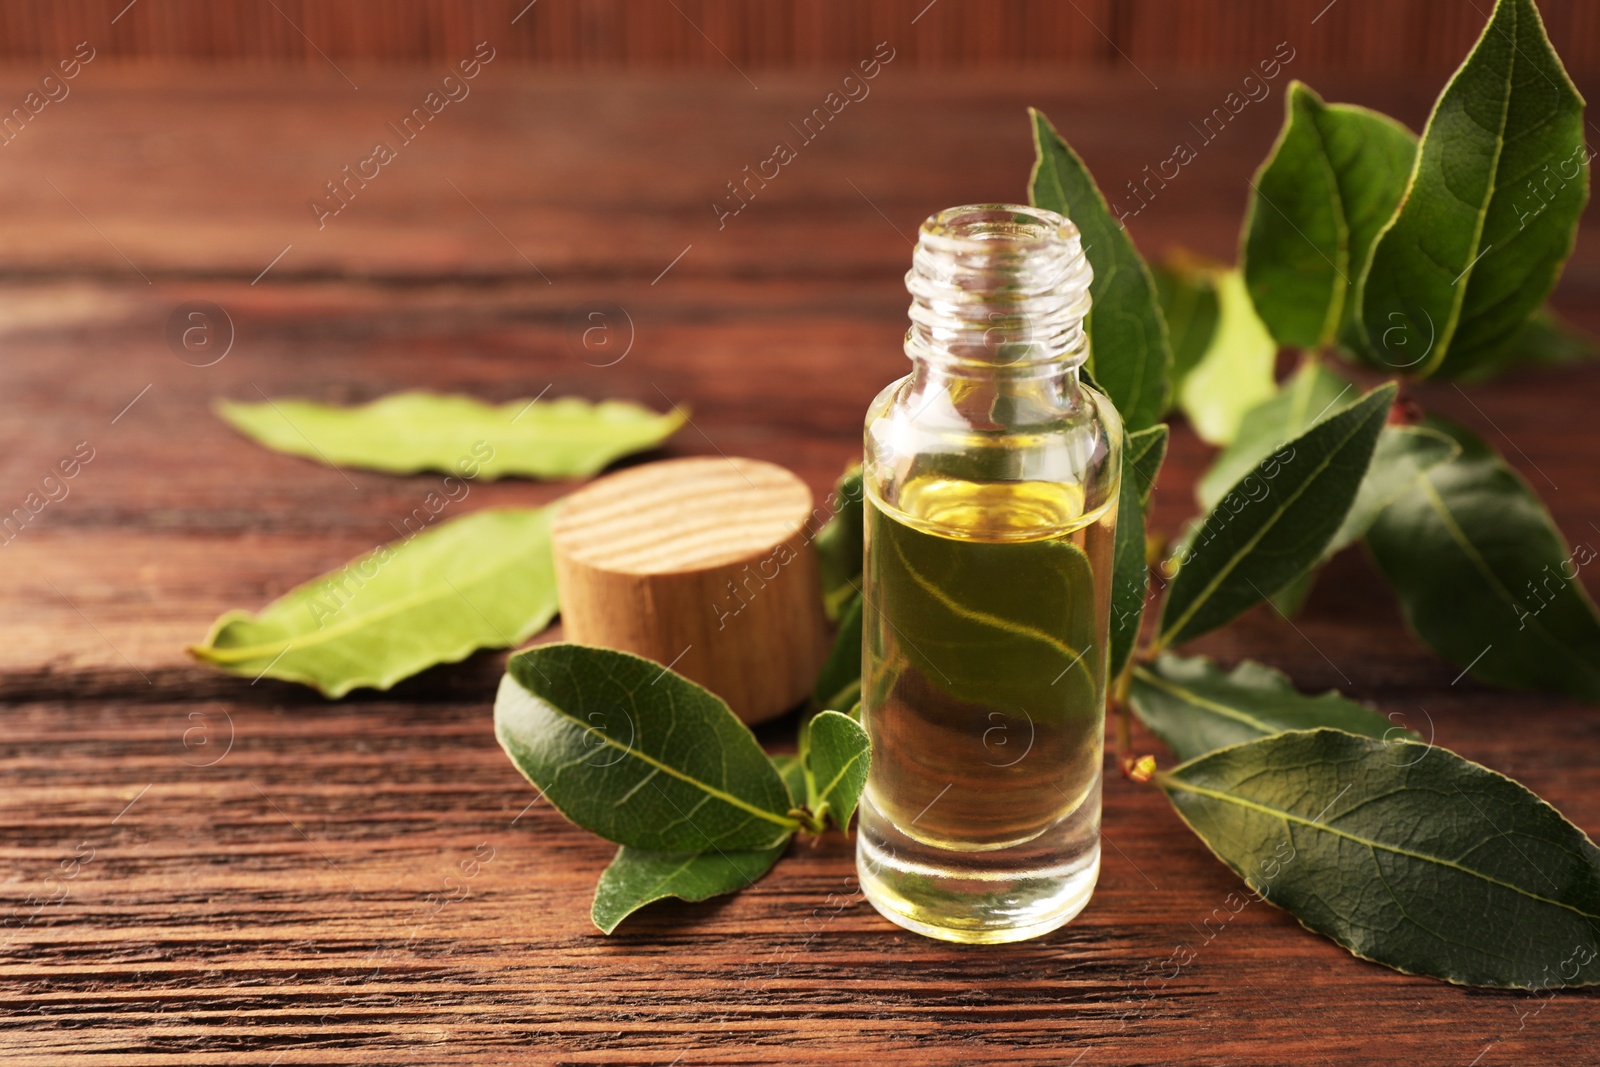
xmin=906 ymin=203 xmax=1093 ymax=370
xmin=917 ymin=203 xmax=1079 ymax=257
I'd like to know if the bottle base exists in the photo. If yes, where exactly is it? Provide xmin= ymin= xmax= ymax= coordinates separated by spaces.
xmin=854 ymin=793 xmax=1101 ymax=944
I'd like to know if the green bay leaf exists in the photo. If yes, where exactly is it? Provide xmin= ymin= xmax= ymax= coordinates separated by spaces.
xmin=803 ymin=709 xmax=871 ymax=830
xmin=217 ymin=392 xmax=685 ymax=479
xmin=812 ymin=593 xmax=863 ymax=714
xmin=1130 ymin=653 xmax=1399 ymax=763
xmin=495 ymin=643 xmax=799 ymax=852
xmin=1266 ymin=567 xmax=1318 ymax=619
xmin=1029 ymin=108 xmax=1172 ymax=431
xmin=1196 ymin=359 xmax=1355 ymax=512
xmin=1357 ymin=0 xmax=1589 ymax=377
xmin=815 ymin=466 xmax=865 ymax=622
xmin=189 ymin=507 xmax=558 ymax=697
xmin=1444 ymin=306 xmax=1598 ymax=383
xmin=1321 ymin=423 xmax=1460 ymax=560
xmin=1176 ymin=269 xmax=1278 ymax=446
xmin=869 ymin=494 xmax=1102 ymax=712
xmin=1160 ymin=728 xmax=1600 ymax=989
xmin=1366 ymin=418 xmax=1600 ymax=701
xmin=1111 ymin=424 xmax=1169 ymax=679
xmin=772 ymin=753 xmax=807 ymax=810
xmin=1158 ymin=384 xmax=1395 ymax=647
xmin=591 ymin=841 xmax=789 ymax=935
xmin=1193 ymin=369 xmax=1456 ymax=609
xmin=1152 ymin=258 xmax=1220 ymax=394
xmin=1243 ymin=82 xmax=1416 ymax=352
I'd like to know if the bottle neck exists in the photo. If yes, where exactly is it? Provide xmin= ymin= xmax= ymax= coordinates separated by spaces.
xmin=902 ymin=357 xmax=1086 ymax=434
xmin=904 ymin=204 xmax=1093 ymax=377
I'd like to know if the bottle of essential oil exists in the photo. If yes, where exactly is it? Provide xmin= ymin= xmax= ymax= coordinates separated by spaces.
xmin=855 ymin=203 xmax=1120 ymax=943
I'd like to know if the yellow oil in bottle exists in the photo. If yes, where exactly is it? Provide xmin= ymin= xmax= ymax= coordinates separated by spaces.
xmin=856 ymin=472 xmax=1114 ymax=943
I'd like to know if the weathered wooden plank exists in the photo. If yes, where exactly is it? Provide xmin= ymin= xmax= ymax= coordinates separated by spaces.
xmin=2 ymin=696 xmax=1597 ymax=1064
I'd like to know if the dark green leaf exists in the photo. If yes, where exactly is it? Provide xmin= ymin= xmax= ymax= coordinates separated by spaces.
xmin=216 ymin=392 xmax=685 ymax=479
xmin=1366 ymin=419 xmax=1600 ymax=701
xmin=1130 ymin=653 xmax=1400 ymax=762
xmin=591 ymin=841 xmax=788 ymax=935
xmin=803 ymin=710 xmax=871 ymax=829
xmin=1321 ymin=424 xmax=1460 ymax=560
xmin=812 ymin=594 xmax=863 ymax=712
xmin=1267 ymin=568 xmax=1317 ymax=618
xmin=815 ymin=466 xmax=865 ymax=621
xmin=1158 ymin=384 xmax=1395 ymax=647
xmin=1243 ymin=82 xmax=1416 ymax=352
xmin=1029 ymin=108 xmax=1172 ymax=431
xmin=1193 ymin=378 xmax=1456 ymax=612
xmin=1444 ymin=306 xmax=1598 ymax=383
xmin=1196 ymin=360 xmax=1354 ymax=512
xmin=1175 ymin=269 xmax=1279 ymax=445
xmin=772 ymin=753 xmax=807 ymax=810
xmin=1127 ymin=423 xmax=1169 ymax=510
xmin=494 ymin=643 xmax=799 ymax=852
xmin=869 ymin=487 xmax=1102 ymax=713
xmin=1358 ymin=0 xmax=1589 ymax=377
xmin=1152 ymin=258 xmax=1220 ymax=391
xmin=1111 ymin=425 xmax=1169 ymax=678
xmin=190 ymin=507 xmax=558 ymax=697
xmin=1160 ymin=728 xmax=1600 ymax=988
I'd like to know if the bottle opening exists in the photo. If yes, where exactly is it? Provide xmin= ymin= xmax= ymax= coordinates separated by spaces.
xmin=918 ymin=204 xmax=1077 ymax=257
xmin=906 ymin=203 xmax=1093 ymax=370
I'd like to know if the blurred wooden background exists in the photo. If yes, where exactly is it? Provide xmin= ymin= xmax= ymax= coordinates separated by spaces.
xmin=0 ymin=0 xmax=1596 ymax=75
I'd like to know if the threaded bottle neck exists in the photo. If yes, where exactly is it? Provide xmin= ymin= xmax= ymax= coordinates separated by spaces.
xmin=904 ymin=203 xmax=1093 ymax=373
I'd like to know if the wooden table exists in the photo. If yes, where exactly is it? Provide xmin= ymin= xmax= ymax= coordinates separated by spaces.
xmin=2 ymin=61 xmax=1599 ymax=1065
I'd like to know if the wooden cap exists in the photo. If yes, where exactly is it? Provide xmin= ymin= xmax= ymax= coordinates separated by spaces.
xmin=550 ymin=456 xmax=831 ymax=724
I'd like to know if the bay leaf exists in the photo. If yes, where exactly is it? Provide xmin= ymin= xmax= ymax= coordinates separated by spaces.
xmin=1152 ymin=257 xmax=1220 ymax=392
xmin=815 ymin=466 xmax=864 ymax=622
xmin=1196 ymin=360 xmax=1354 ymax=512
xmin=1266 ymin=568 xmax=1317 ymax=619
xmin=1366 ymin=418 xmax=1600 ymax=701
xmin=1320 ymin=423 xmax=1460 ymax=561
xmin=1030 ymin=108 xmax=1172 ymax=432
xmin=1176 ymin=269 xmax=1278 ymax=446
xmin=772 ymin=753 xmax=807 ymax=810
xmin=1130 ymin=653 xmax=1399 ymax=763
xmin=1110 ymin=424 xmax=1169 ymax=679
xmin=1243 ymin=82 xmax=1416 ymax=352
xmin=216 ymin=392 xmax=685 ymax=479
xmin=1193 ymin=371 xmax=1456 ymax=611
xmin=1127 ymin=422 xmax=1168 ymax=510
xmin=812 ymin=593 xmax=863 ymax=713
xmin=870 ymin=495 xmax=1100 ymax=713
xmin=1159 ymin=728 xmax=1600 ymax=989
xmin=1157 ymin=384 xmax=1395 ymax=648
xmin=1445 ymin=306 xmax=1597 ymax=383
xmin=1357 ymin=0 xmax=1588 ymax=377
xmin=591 ymin=841 xmax=789 ymax=935
xmin=802 ymin=710 xmax=871 ymax=830
xmin=494 ymin=643 xmax=799 ymax=852
xmin=190 ymin=507 xmax=557 ymax=697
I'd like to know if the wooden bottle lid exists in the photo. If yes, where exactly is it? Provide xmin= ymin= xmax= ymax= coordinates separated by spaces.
xmin=550 ymin=456 xmax=831 ymax=724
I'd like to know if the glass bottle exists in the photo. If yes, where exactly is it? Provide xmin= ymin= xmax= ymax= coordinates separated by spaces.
xmin=855 ymin=203 xmax=1120 ymax=944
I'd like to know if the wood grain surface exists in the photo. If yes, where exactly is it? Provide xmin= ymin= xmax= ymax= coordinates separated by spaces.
xmin=2 ymin=56 xmax=1599 ymax=1065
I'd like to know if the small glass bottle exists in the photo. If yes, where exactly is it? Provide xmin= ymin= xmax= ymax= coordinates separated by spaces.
xmin=855 ymin=203 xmax=1120 ymax=944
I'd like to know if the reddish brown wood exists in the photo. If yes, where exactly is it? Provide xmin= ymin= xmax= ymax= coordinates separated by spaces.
xmin=1 ymin=69 xmax=1599 ymax=1064
xmin=0 ymin=1 xmax=1596 ymax=77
